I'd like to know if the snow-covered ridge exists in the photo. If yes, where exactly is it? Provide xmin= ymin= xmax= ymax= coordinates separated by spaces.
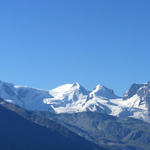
xmin=0 ymin=80 xmax=150 ymax=122
xmin=89 ymin=84 xmax=119 ymax=99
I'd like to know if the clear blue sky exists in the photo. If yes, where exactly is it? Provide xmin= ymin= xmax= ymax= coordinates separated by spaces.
xmin=0 ymin=0 xmax=150 ymax=96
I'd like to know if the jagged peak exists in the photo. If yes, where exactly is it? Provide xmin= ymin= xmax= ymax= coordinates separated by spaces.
xmin=72 ymin=82 xmax=80 ymax=86
xmin=90 ymin=84 xmax=119 ymax=99
xmin=94 ymin=84 xmax=110 ymax=91
xmin=123 ymin=81 xmax=150 ymax=100
xmin=95 ymin=84 xmax=104 ymax=89
xmin=50 ymin=82 xmax=88 ymax=94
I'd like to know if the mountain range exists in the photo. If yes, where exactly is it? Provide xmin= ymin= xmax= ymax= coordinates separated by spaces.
xmin=1 ymin=80 xmax=150 ymax=150
xmin=0 ymin=80 xmax=150 ymax=122
xmin=1 ymin=95 xmax=150 ymax=150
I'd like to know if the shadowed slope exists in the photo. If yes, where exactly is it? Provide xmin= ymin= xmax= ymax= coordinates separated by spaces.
xmin=0 ymin=99 xmax=105 ymax=150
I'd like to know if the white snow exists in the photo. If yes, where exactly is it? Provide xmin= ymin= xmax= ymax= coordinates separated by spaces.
xmin=0 ymin=80 xmax=150 ymax=122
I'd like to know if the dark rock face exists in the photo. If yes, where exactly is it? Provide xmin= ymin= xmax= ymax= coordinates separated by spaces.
xmin=123 ymin=82 xmax=150 ymax=112
xmin=140 ymin=91 xmax=150 ymax=116
xmin=123 ymin=83 xmax=144 ymax=100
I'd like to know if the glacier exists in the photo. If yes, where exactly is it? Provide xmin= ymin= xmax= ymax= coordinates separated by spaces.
xmin=0 ymin=80 xmax=150 ymax=122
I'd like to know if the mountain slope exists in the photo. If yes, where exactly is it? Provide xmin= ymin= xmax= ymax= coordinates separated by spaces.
xmin=0 ymin=80 xmax=120 ymax=114
xmin=0 ymin=98 xmax=105 ymax=150
xmin=0 ymin=80 xmax=52 ymax=110
xmin=89 ymin=84 xmax=119 ymax=99
xmin=0 ymin=80 xmax=150 ymax=122
xmin=48 ymin=111 xmax=150 ymax=150
xmin=3 ymin=98 xmax=150 ymax=150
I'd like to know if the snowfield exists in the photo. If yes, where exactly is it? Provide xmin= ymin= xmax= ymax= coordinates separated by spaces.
xmin=0 ymin=80 xmax=150 ymax=122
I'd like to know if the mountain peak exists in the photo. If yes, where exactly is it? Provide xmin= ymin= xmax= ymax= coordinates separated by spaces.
xmin=51 ymin=82 xmax=84 ymax=94
xmin=95 ymin=84 xmax=104 ymax=89
xmin=72 ymin=82 xmax=80 ymax=87
xmin=90 ymin=84 xmax=119 ymax=99
xmin=145 ymin=80 xmax=150 ymax=86
xmin=1 ymin=79 xmax=150 ymax=122
xmin=122 ymin=81 xmax=150 ymax=100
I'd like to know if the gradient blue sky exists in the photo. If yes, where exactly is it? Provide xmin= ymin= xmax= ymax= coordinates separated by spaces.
xmin=0 ymin=0 xmax=150 ymax=96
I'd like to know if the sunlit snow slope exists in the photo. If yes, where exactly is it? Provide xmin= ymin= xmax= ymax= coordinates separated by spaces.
xmin=0 ymin=80 xmax=150 ymax=122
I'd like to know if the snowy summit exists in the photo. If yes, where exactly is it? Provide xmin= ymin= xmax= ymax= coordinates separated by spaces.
xmin=0 ymin=80 xmax=150 ymax=122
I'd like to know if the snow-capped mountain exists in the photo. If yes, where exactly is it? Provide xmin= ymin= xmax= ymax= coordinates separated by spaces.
xmin=0 ymin=80 xmax=52 ymax=110
xmin=0 ymin=80 xmax=150 ymax=122
xmin=43 ymin=82 xmax=90 ymax=113
xmin=89 ymin=84 xmax=119 ymax=99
